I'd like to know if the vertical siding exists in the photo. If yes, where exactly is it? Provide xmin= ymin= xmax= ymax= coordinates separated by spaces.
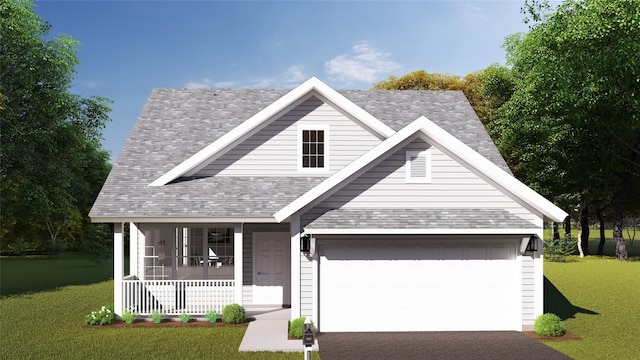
xmin=317 ymin=139 xmax=532 ymax=222
xmin=194 ymin=96 xmax=382 ymax=177
xmin=241 ymin=223 xmax=290 ymax=305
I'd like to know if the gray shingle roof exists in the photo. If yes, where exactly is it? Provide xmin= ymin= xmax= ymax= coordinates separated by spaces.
xmin=304 ymin=209 xmax=537 ymax=230
xmin=90 ymin=87 xmax=510 ymax=219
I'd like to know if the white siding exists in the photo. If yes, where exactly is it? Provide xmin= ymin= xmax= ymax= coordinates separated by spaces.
xmin=521 ymin=255 xmax=536 ymax=327
xmin=195 ymin=96 xmax=382 ymax=177
xmin=300 ymin=253 xmax=314 ymax=318
xmin=318 ymin=139 xmax=533 ymax=222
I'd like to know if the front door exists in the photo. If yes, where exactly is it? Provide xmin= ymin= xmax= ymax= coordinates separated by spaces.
xmin=252 ymin=232 xmax=290 ymax=305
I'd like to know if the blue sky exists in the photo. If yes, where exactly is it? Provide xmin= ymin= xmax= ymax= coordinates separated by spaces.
xmin=36 ymin=0 xmax=531 ymax=161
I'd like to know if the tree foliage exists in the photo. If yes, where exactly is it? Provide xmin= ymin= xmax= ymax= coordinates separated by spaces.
xmin=373 ymin=67 xmax=513 ymax=136
xmin=496 ymin=0 xmax=640 ymax=259
xmin=0 ymin=0 xmax=112 ymax=255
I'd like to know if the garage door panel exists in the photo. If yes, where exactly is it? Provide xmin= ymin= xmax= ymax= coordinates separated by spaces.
xmin=319 ymin=242 xmax=519 ymax=332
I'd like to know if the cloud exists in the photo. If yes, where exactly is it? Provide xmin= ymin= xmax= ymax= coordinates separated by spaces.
xmin=77 ymin=79 xmax=99 ymax=89
xmin=324 ymin=42 xmax=401 ymax=84
xmin=184 ymin=78 xmax=238 ymax=89
xmin=458 ymin=2 xmax=486 ymax=20
xmin=284 ymin=65 xmax=307 ymax=85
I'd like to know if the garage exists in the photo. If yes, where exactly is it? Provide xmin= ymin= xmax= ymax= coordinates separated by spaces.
xmin=318 ymin=239 xmax=520 ymax=332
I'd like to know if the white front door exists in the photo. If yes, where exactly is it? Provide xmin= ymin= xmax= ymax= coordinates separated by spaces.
xmin=252 ymin=232 xmax=290 ymax=305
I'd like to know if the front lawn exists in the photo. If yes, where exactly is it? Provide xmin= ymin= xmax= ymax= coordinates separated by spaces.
xmin=543 ymin=256 xmax=640 ymax=359
xmin=0 ymin=253 xmax=317 ymax=359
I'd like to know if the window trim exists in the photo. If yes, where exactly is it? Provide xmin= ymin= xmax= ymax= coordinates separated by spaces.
xmin=298 ymin=124 xmax=329 ymax=173
xmin=405 ymin=150 xmax=432 ymax=183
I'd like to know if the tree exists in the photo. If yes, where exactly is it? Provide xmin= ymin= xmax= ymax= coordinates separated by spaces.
xmin=373 ymin=68 xmax=512 ymax=136
xmin=0 ymin=0 xmax=112 ymax=255
xmin=496 ymin=0 xmax=640 ymax=259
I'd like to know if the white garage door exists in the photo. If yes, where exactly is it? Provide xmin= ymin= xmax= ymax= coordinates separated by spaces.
xmin=319 ymin=242 xmax=519 ymax=332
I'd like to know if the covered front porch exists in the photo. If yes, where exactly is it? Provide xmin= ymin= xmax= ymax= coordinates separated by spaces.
xmin=112 ymin=222 xmax=298 ymax=317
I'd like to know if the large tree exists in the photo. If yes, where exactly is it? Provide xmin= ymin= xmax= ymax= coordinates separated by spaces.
xmin=496 ymin=0 xmax=640 ymax=259
xmin=0 ymin=0 xmax=112 ymax=255
xmin=373 ymin=67 xmax=513 ymax=136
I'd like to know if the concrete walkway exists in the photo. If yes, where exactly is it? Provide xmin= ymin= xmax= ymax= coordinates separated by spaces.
xmin=238 ymin=307 xmax=319 ymax=352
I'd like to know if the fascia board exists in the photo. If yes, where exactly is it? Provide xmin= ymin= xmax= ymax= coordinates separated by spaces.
xmin=416 ymin=116 xmax=568 ymax=222
xmin=303 ymin=228 xmax=542 ymax=235
xmin=90 ymin=216 xmax=278 ymax=224
xmin=149 ymin=77 xmax=394 ymax=187
xmin=310 ymin=81 xmax=395 ymax=138
xmin=274 ymin=120 xmax=425 ymax=222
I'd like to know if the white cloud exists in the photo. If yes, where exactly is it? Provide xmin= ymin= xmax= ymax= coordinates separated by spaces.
xmin=184 ymin=78 xmax=238 ymax=89
xmin=458 ymin=2 xmax=486 ymax=20
xmin=324 ymin=42 xmax=401 ymax=84
xmin=284 ymin=65 xmax=307 ymax=85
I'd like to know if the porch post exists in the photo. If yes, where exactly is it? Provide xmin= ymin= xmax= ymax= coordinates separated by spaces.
xmin=114 ymin=222 xmax=124 ymax=316
xmin=290 ymin=215 xmax=301 ymax=319
xmin=129 ymin=222 xmax=138 ymax=277
xmin=234 ymin=224 xmax=243 ymax=305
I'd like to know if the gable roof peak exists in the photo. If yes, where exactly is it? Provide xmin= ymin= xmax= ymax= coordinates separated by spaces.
xmin=149 ymin=77 xmax=394 ymax=187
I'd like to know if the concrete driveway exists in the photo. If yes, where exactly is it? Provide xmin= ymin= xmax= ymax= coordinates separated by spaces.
xmin=317 ymin=331 xmax=572 ymax=360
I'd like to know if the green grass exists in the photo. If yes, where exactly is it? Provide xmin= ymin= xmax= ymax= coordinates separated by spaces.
xmin=2 ymin=251 xmax=639 ymax=359
xmin=0 ymin=253 xmax=318 ymax=359
xmin=543 ymin=256 xmax=640 ymax=359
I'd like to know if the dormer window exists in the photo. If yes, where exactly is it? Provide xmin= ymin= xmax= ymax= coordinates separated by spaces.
xmin=299 ymin=125 xmax=329 ymax=172
xmin=406 ymin=150 xmax=431 ymax=183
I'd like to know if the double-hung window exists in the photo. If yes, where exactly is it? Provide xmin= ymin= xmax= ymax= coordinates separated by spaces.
xmin=299 ymin=125 xmax=328 ymax=172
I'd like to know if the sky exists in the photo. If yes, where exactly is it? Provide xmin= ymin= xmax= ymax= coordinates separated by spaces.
xmin=35 ymin=0 xmax=532 ymax=161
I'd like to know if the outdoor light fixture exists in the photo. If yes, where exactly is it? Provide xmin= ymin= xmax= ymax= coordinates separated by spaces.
xmin=300 ymin=234 xmax=311 ymax=254
xmin=526 ymin=234 xmax=539 ymax=252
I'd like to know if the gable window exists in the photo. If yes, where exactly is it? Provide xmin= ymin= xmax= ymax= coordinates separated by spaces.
xmin=299 ymin=125 xmax=329 ymax=171
xmin=406 ymin=150 xmax=431 ymax=183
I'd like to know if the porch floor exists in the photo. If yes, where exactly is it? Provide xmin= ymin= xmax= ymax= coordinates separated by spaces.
xmin=239 ymin=307 xmax=319 ymax=352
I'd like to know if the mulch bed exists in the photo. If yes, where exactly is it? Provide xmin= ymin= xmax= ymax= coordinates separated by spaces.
xmin=82 ymin=320 xmax=248 ymax=328
xmin=523 ymin=331 xmax=581 ymax=340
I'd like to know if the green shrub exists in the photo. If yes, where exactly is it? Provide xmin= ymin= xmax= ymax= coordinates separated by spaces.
xmin=84 ymin=305 xmax=115 ymax=325
xmin=121 ymin=310 xmax=136 ymax=324
xmin=289 ymin=317 xmax=315 ymax=339
xmin=221 ymin=304 xmax=246 ymax=324
xmin=534 ymin=313 xmax=565 ymax=336
xmin=206 ymin=310 xmax=218 ymax=323
xmin=150 ymin=310 xmax=164 ymax=324
xmin=544 ymin=233 xmax=575 ymax=262
xmin=179 ymin=312 xmax=190 ymax=323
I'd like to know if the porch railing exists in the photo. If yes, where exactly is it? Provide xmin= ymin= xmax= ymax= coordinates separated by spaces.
xmin=122 ymin=279 xmax=235 ymax=315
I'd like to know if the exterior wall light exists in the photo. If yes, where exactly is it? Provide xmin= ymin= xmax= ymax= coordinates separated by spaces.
xmin=527 ymin=234 xmax=539 ymax=252
xmin=300 ymin=234 xmax=311 ymax=254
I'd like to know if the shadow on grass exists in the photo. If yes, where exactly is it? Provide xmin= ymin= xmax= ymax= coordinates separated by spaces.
xmin=544 ymin=276 xmax=599 ymax=320
xmin=0 ymin=253 xmax=116 ymax=298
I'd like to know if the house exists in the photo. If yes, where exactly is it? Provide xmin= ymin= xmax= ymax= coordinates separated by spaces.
xmin=90 ymin=77 xmax=567 ymax=332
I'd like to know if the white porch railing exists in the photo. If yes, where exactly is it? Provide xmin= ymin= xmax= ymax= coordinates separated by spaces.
xmin=122 ymin=279 xmax=235 ymax=315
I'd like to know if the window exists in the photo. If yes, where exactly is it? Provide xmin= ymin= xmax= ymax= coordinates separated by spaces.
xmin=406 ymin=150 xmax=431 ymax=183
xmin=300 ymin=129 xmax=326 ymax=169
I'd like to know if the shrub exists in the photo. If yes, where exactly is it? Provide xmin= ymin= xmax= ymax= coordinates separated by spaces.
xmin=221 ymin=304 xmax=246 ymax=324
xmin=85 ymin=305 xmax=115 ymax=325
xmin=544 ymin=233 xmax=575 ymax=262
xmin=150 ymin=310 xmax=164 ymax=324
xmin=179 ymin=312 xmax=190 ymax=323
xmin=121 ymin=310 xmax=136 ymax=324
xmin=289 ymin=317 xmax=315 ymax=339
xmin=534 ymin=313 xmax=565 ymax=336
xmin=206 ymin=310 xmax=218 ymax=323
